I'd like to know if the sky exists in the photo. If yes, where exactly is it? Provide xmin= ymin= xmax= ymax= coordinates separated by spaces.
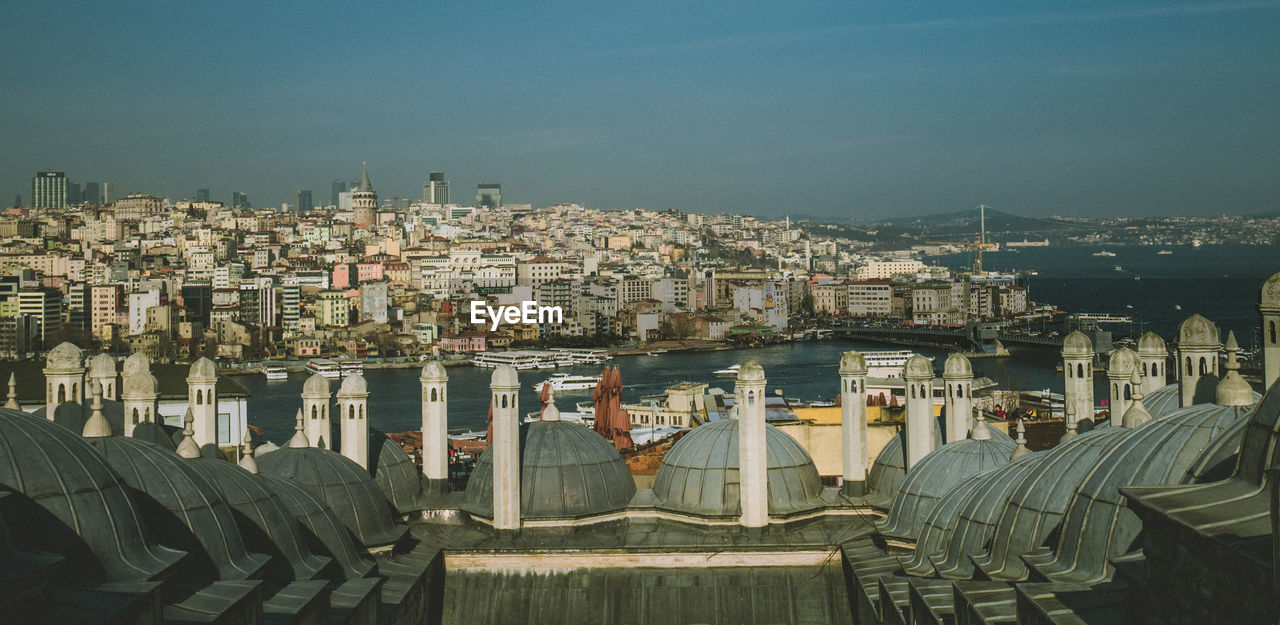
xmin=1 ymin=1 xmax=1278 ymax=220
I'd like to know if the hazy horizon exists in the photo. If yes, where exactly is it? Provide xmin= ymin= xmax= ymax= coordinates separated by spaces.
xmin=3 ymin=1 xmax=1278 ymax=219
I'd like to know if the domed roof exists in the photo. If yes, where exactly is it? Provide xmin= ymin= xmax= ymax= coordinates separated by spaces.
xmin=652 ymin=420 xmax=823 ymax=517
xmin=185 ymin=456 xmax=334 ymax=583
xmin=970 ymin=426 xmax=1133 ymax=581
xmin=133 ymin=420 xmax=177 ymax=450
xmin=122 ymin=372 xmax=158 ymax=397
xmin=122 ymin=352 xmax=151 ymax=378
xmin=839 ymin=351 xmax=867 ymax=375
xmin=1107 ymin=347 xmax=1139 ymax=377
xmin=1137 ymin=332 xmax=1167 ymax=356
xmin=255 ymin=446 xmax=406 ymax=548
xmin=258 ymin=474 xmax=375 ymax=580
xmin=338 ymin=373 xmax=367 ymax=396
xmin=491 ymin=364 xmax=519 ymax=388
xmin=900 ymin=470 xmax=993 ymax=576
xmin=87 ymin=353 xmax=116 ymax=378
xmin=1030 ymin=400 xmax=1252 ymax=584
xmin=86 ymin=436 xmax=269 ymax=582
xmin=369 ymin=428 xmax=422 ymax=515
xmin=420 ymin=360 xmax=448 ymax=381
xmin=1062 ymin=331 xmax=1093 ymax=357
xmin=943 ymin=353 xmax=972 ymax=378
xmin=903 ymin=354 xmax=934 ymax=379
xmin=865 ymin=418 xmax=943 ymax=510
xmin=468 ymin=420 xmax=636 ymax=519
xmin=1177 ymin=314 xmax=1219 ymax=348
xmin=0 ymin=407 xmax=183 ymax=583
xmin=1261 ymin=271 xmax=1280 ymax=310
xmin=188 ymin=357 xmax=218 ymax=381
xmin=45 ymin=342 xmax=83 ymax=370
xmin=736 ymin=360 xmax=765 ymax=382
xmin=302 ymin=373 xmax=330 ymax=396
xmin=875 ymin=431 xmax=1015 ymax=541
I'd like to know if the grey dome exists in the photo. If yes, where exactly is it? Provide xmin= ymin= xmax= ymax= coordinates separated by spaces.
xmin=1062 ymin=331 xmax=1092 ymax=357
xmin=369 ymin=428 xmax=423 ymax=515
xmin=302 ymin=373 xmax=330 ymax=396
xmin=900 ymin=470 xmax=993 ymax=576
xmin=1178 ymin=314 xmax=1219 ymax=347
xmin=491 ymin=364 xmax=519 ymax=388
xmin=122 ymin=352 xmax=151 ymax=377
xmin=188 ymin=357 xmax=218 ymax=381
xmin=839 ymin=351 xmax=867 ymax=375
xmin=971 ymin=426 xmax=1132 ymax=581
xmin=1031 ymin=400 xmax=1253 ymax=584
xmin=1137 ymin=331 xmax=1166 ymax=356
xmin=258 ymin=474 xmax=376 ymax=580
xmin=1144 ymin=383 xmax=1259 ymax=420
xmin=468 ymin=420 xmax=636 ymax=519
xmin=1262 ymin=271 xmax=1280 ymax=309
xmin=903 ymin=354 xmax=933 ymax=379
xmin=338 ymin=373 xmax=367 ymax=395
xmin=45 ymin=342 xmax=83 ymax=370
xmin=653 ymin=420 xmax=823 ymax=517
xmin=87 ymin=353 xmax=116 ymax=378
xmin=86 ymin=436 xmax=269 ymax=582
xmin=1107 ymin=347 xmax=1139 ymax=377
xmin=943 ymin=353 xmax=972 ymax=377
xmin=420 ymin=360 xmax=448 ymax=381
xmin=736 ymin=360 xmax=765 ymax=382
xmin=875 ymin=434 xmax=1015 ymax=541
xmin=865 ymin=418 xmax=943 ymax=510
xmin=186 ymin=456 xmax=334 ymax=583
xmin=0 ymin=407 xmax=182 ymax=583
xmin=122 ymin=372 xmax=158 ymax=397
xmin=256 ymin=446 xmax=407 ymax=548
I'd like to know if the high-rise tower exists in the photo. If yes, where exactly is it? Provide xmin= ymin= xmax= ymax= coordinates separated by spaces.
xmin=32 ymin=171 xmax=67 ymax=208
xmin=424 ymin=172 xmax=449 ymax=205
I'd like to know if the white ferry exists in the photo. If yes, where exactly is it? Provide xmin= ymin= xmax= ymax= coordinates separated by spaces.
xmin=1157 ymin=249 xmax=1173 ymax=255
xmin=337 ymin=359 xmax=363 ymax=376
xmin=1091 ymin=250 xmax=1117 ymax=257
xmin=305 ymin=359 xmax=342 ymax=378
xmin=261 ymin=363 xmax=288 ymax=381
xmin=713 ymin=364 xmax=740 ymax=377
xmin=532 ymin=373 xmax=602 ymax=393
xmin=863 ymin=350 xmax=933 ymax=378
xmin=470 ymin=351 xmax=556 ymax=370
xmin=549 ymin=348 xmax=611 ymax=365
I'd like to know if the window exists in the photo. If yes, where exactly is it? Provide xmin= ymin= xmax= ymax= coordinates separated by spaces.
xmin=1200 ymin=357 xmax=1208 ymax=376
xmin=430 ymin=388 xmax=438 ymax=402
xmin=1077 ymin=363 xmax=1084 ymax=378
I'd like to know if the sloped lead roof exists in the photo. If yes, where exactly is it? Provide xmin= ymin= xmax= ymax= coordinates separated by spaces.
xmin=875 ymin=434 xmax=1014 ymax=541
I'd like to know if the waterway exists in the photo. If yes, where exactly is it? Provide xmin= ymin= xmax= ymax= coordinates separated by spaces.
xmin=241 ymin=244 xmax=1280 ymax=444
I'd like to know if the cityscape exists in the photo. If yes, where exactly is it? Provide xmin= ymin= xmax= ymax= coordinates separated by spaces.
xmin=3 ymin=2 xmax=1280 ymax=625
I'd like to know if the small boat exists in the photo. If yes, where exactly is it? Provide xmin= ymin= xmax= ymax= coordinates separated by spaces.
xmin=1175 ymin=304 xmax=1182 ymax=311
xmin=713 ymin=364 xmax=741 ymax=377
xmin=1092 ymin=250 xmax=1117 ymax=257
xmin=1134 ymin=276 xmax=1141 ymax=281
xmin=532 ymin=373 xmax=602 ymax=393
xmin=1114 ymin=265 xmax=1124 ymax=272
xmin=1157 ymin=250 xmax=1173 ymax=255
xmin=261 ymin=364 xmax=288 ymax=381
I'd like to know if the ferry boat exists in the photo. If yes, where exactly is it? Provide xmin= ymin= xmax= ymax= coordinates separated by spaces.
xmin=470 ymin=350 xmax=558 ymax=370
xmin=261 ymin=363 xmax=288 ymax=381
xmin=532 ymin=373 xmax=603 ymax=393
xmin=863 ymin=350 xmax=933 ymax=378
xmin=305 ymin=359 xmax=342 ymax=378
xmin=713 ymin=364 xmax=741 ymax=377
xmin=336 ymin=358 xmax=363 ymax=376
xmin=1091 ymin=250 xmax=1117 ymax=257
xmin=549 ymin=348 xmax=611 ymax=365
xmin=1157 ymin=249 xmax=1173 ymax=255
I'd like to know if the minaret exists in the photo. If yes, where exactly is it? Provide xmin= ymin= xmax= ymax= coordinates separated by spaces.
xmin=942 ymin=353 xmax=974 ymax=443
xmin=1215 ymin=331 xmax=1255 ymax=408
xmin=1176 ymin=314 xmax=1220 ymax=408
xmin=839 ymin=351 xmax=869 ymax=497
xmin=87 ymin=353 xmax=118 ymax=401
xmin=43 ymin=342 xmax=85 ymax=418
xmin=352 ymin=161 xmax=378 ymax=228
xmin=337 ymin=373 xmax=370 ymax=469
xmin=903 ymin=353 xmax=936 ymax=471
xmin=187 ymin=357 xmax=219 ymax=448
xmin=735 ymin=361 xmax=768 ymax=529
xmin=1122 ymin=369 xmax=1152 ymax=428
xmin=1106 ymin=347 xmax=1139 ymax=428
xmin=420 ymin=361 xmax=450 ymax=493
xmin=1259 ymin=271 xmax=1280 ymax=391
xmin=490 ymin=365 xmax=521 ymax=531
xmin=1136 ymin=332 xmax=1168 ymax=397
xmin=121 ymin=371 xmax=158 ymax=437
xmin=1061 ymin=331 xmax=1094 ymax=429
xmin=1011 ymin=419 xmax=1030 ymax=459
xmin=301 ymin=373 xmax=332 ymax=449
xmin=5 ymin=373 xmax=19 ymax=410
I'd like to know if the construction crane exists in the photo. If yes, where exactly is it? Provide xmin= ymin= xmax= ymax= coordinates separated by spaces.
xmin=926 ymin=204 xmax=1000 ymax=272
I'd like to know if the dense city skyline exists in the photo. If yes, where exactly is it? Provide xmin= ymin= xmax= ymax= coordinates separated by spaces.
xmin=3 ymin=1 xmax=1279 ymax=218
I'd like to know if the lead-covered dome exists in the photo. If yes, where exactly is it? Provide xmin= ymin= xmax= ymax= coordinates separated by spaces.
xmin=653 ymin=419 xmax=823 ymax=517
xmin=86 ymin=436 xmax=268 ymax=582
xmin=865 ymin=417 xmax=943 ymax=510
xmin=256 ymin=446 xmax=406 ymax=548
xmin=1062 ymin=331 xmax=1092 ymax=357
xmin=370 ymin=428 xmax=423 ymax=515
xmin=258 ymin=474 xmax=375 ymax=580
xmin=0 ymin=407 xmax=182 ymax=583
xmin=467 ymin=419 xmax=636 ymax=519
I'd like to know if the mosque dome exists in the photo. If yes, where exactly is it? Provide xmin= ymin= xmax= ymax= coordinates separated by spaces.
xmin=1178 ymin=314 xmax=1219 ymax=348
xmin=132 ymin=420 xmax=177 ymax=451
xmin=1143 ymin=383 xmax=1259 ymax=422
xmin=87 ymin=353 xmax=116 ymax=379
xmin=874 ymin=425 xmax=1015 ymax=541
xmin=468 ymin=419 xmax=636 ymax=519
xmin=1062 ymin=331 xmax=1093 ymax=358
xmin=369 ymin=428 xmax=423 ymax=515
xmin=1030 ymin=400 xmax=1253 ymax=584
xmin=971 ymin=426 xmax=1132 ymax=581
xmin=652 ymin=419 xmax=823 ymax=518
xmin=186 ymin=456 xmax=334 ymax=582
xmin=188 ymin=357 xmax=218 ymax=381
xmin=338 ymin=373 xmax=367 ymax=395
xmin=256 ymin=446 xmax=406 ymax=548
xmin=943 ymin=353 xmax=972 ymax=377
xmin=1137 ymin=332 xmax=1167 ymax=357
xmin=900 ymin=470 xmax=993 ymax=575
xmin=420 ymin=360 xmax=448 ymax=381
xmin=1107 ymin=348 xmax=1139 ymax=377
xmin=839 ymin=351 xmax=867 ymax=376
xmin=302 ymin=373 xmax=330 ymax=396
xmin=45 ymin=342 xmax=84 ymax=370
xmin=0 ymin=407 xmax=182 ymax=583
xmin=122 ymin=352 xmax=151 ymax=378
xmin=903 ymin=354 xmax=934 ymax=379
xmin=865 ymin=418 xmax=942 ymax=510
xmin=86 ymin=436 xmax=268 ymax=582
xmin=258 ymin=474 xmax=376 ymax=580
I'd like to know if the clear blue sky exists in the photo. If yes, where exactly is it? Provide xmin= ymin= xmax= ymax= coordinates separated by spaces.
xmin=2 ymin=1 xmax=1278 ymax=219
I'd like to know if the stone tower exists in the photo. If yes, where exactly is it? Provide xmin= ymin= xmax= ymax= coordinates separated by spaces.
xmin=942 ymin=353 xmax=974 ymax=443
xmin=301 ymin=373 xmax=332 ymax=449
xmin=1106 ymin=347 xmax=1139 ymax=427
xmin=839 ymin=351 xmax=869 ymax=497
xmin=1177 ymin=314 xmax=1220 ymax=408
xmin=121 ymin=371 xmax=158 ymax=437
xmin=1137 ymin=332 xmax=1168 ymax=397
xmin=903 ymin=353 xmax=936 ymax=471
xmin=43 ymin=342 xmax=85 ymax=417
xmin=1062 ymin=331 xmax=1094 ymax=428
xmin=735 ymin=361 xmax=768 ymax=529
xmin=187 ymin=357 xmax=219 ymax=448
xmin=420 ymin=361 xmax=450 ymax=493
xmin=352 ymin=162 xmax=378 ymax=228
xmin=87 ymin=353 xmax=117 ymax=401
xmin=1259 ymin=271 xmax=1280 ymax=391
xmin=490 ymin=365 xmax=521 ymax=531
xmin=337 ymin=373 xmax=370 ymax=468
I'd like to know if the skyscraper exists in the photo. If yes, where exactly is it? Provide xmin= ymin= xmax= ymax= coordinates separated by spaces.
xmin=232 ymin=191 xmax=249 ymax=208
xmin=476 ymin=182 xmax=502 ymax=209
xmin=103 ymin=182 xmax=119 ymax=204
xmin=299 ymin=190 xmax=313 ymax=213
xmin=352 ymin=162 xmax=378 ymax=228
xmin=83 ymin=182 xmax=100 ymax=205
xmin=424 ymin=171 xmax=449 ymax=204
xmin=66 ymin=181 xmax=81 ymax=205
xmin=196 ymin=188 xmax=211 ymax=202
xmin=331 ymin=180 xmax=346 ymax=207
xmin=31 ymin=171 xmax=67 ymax=208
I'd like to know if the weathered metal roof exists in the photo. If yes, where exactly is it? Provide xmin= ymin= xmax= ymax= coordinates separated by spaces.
xmin=875 ymin=434 xmax=1014 ymax=542
xmin=370 ymin=428 xmax=424 ymax=515
xmin=258 ymin=474 xmax=376 ymax=581
xmin=899 ymin=469 xmax=993 ymax=576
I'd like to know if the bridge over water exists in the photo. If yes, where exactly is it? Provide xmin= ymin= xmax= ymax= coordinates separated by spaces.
xmin=831 ymin=324 xmax=1063 ymax=353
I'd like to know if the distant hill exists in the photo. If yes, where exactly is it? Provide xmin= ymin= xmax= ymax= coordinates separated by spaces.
xmin=872 ymin=206 xmax=1095 ymax=237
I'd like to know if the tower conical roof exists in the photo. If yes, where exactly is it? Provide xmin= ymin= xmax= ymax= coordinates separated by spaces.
xmin=357 ymin=161 xmax=373 ymax=193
